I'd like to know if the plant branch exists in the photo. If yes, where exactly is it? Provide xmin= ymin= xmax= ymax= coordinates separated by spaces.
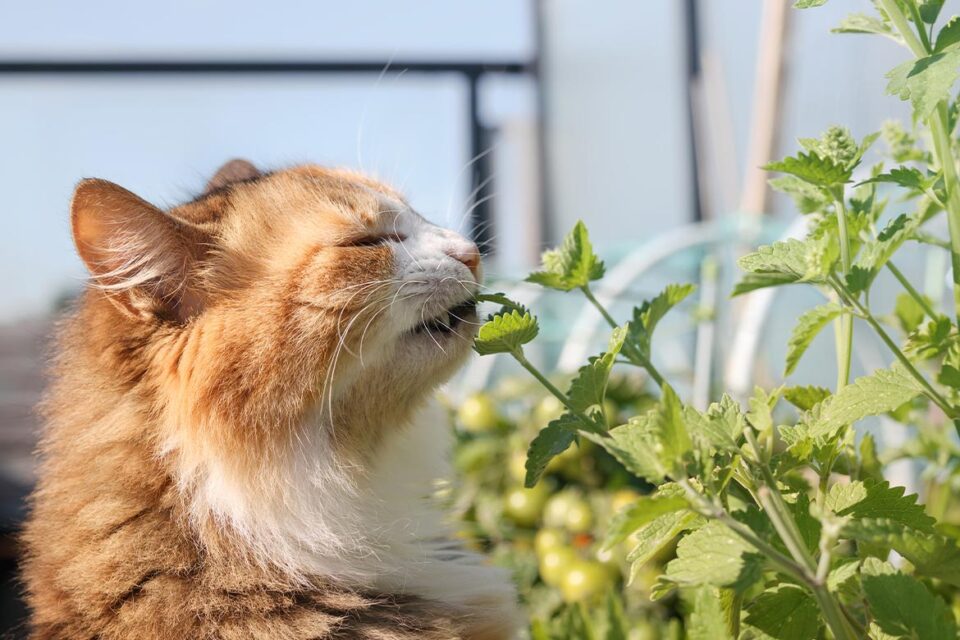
xmin=833 ymin=194 xmax=854 ymax=389
xmin=511 ymin=350 xmax=603 ymax=433
xmin=580 ymin=284 xmax=665 ymax=387
xmin=886 ymin=260 xmax=939 ymax=319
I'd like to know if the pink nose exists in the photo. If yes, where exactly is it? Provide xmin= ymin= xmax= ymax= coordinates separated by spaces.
xmin=447 ymin=242 xmax=481 ymax=277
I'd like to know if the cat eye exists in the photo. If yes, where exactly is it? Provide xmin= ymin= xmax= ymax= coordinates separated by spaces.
xmin=343 ymin=233 xmax=406 ymax=248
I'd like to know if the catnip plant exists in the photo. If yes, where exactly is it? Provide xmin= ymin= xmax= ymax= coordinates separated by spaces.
xmin=473 ymin=1 xmax=960 ymax=638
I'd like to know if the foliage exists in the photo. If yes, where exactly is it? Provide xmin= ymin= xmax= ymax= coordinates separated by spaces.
xmin=461 ymin=2 xmax=960 ymax=636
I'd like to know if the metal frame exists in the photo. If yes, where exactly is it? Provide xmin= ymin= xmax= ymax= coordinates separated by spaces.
xmin=0 ymin=59 xmax=534 ymax=252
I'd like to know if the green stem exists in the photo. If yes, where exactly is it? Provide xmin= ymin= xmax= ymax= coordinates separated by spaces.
xmin=511 ymin=350 xmax=603 ymax=432
xmin=880 ymin=0 xmax=960 ymax=326
xmin=834 ymin=281 xmax=955 ymax=419
xmin=886 ymin=260 xmax=938 ymax=319
xmin=906 ymin=0 xmax=933 ymax=54
xmin=833 ymin=195 xmax=854 ymax=389
xmin=580 ymin=285 xmax=665 ymax=388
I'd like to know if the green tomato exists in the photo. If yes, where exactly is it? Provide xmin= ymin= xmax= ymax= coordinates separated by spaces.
xmin=538 ymin=546 xmax=578 ymax=587
xmin=610 ymin=488 xmax=640 ymax=514
xmin=603 ymin=399 xmax=620 ymax=426
xmin=503 ymin=483 xmax=550 ymax=528
xmin=457 ymin=393 xmax=501 ymax=433
xmin=543 ymin=491 xmax=593 ymax=533
xmin=534 ymin=527 xmax=567 ymax=557
xmin=508 ymin=450 xmax=527 ymax=483
xmin=559 ymin=560 xmax=611 ymax=603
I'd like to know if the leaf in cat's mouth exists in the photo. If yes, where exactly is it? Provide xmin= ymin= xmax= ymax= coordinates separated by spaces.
xmin=412 ymin=299 xmax=478 ymax=336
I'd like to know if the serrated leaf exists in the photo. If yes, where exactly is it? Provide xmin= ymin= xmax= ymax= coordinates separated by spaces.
xmin=858 ymin=432 xmax=884 ymax=482
xmin=785 ymin=303 xmax=842 ymax=376
xmin=603 ymin=484 xmax=688 ymax=549
xmin=857 ymin=165 xmax=931 ymax=190
xmin=833 ymin=13 xmax=900 ymax=42
xmin=628 ymin=283 xmax=695 ymax=360
xmin=526 ymin=220 xmax=604 ymax=291
xmin=473 ymin=309 xmax=539 ymax=355
xmin=794 ymin=0 xmax=827 ymax=8
xmin=744 ymin=584 xmax=820 ymax=640
xmin=855 ymin=213 xmax=918 ymax=278
xmin=685 ymin=394 xmax=745 ymax=452
xmin=804 ymin=367 xmax=923 ymax=439
xmin=936 ymin=15 xmax=960 ymax=52
xmin=688 ymin=586 xmax=735 ymax=640
xmin=764 ymin=150 xmax=851 ymax=187
xmin=861 ymin=558 xmax=957 ymax=640
xmin=886 ymin=49 xmax=960 ymax=119
xmin=734 ymin=239 xmax=825 ymax=296
xmin=783 ymin=385 xmax=832 ymax=411
xmin=626 ymin=510 xmax=700 ymax=570
xmin=843 ymin=519 xmax=960 ymax=586
xmin=939 ymin=363 xmax=960 ymax=388
xmin=583 ymin=413 xmax=666 ymax=483
xmin=826 ymin=480 xmax=936 ymax=532
xmin=524 ymin=414 xmax=579 ymax=487
xmin=663 ymin=521 xmax=763 ymax=592
xmin=769 ymin=175 xmax=831 ymax=214
xmin=567 ymin=327 xmax=627 ymax=412
xmin=655 ymin=384 xmax=692 ymax=467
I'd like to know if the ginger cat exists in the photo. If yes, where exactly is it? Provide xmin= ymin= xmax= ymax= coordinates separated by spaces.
xmin=22 ymin=160 xmax=519 ymax=639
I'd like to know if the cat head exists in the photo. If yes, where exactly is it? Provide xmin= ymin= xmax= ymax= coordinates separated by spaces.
xmin=70 ymin=160 xmax=482 ymax=458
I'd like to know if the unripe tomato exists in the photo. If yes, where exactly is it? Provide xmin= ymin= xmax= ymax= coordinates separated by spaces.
xmin=534 ymin=528 xmax=566 ymax=557
xmin=603 ymin=399 xmax=620 ymax=426
xmin=457 ymin=393 xmax=501 ymax=433
xmin=544 ymin=491 xmax=593 ymax=533
xmin=538 ymin=546 xmax=578 ymax=587
xmin=503 ymin=483 xmax=550 ymax=528
xmin=611 ymin=488 xmax=641 ymax=514
xmin=508 ymin=450 xmax=527 ymax=483
xmin=559 ymin=560 xmax=611 ymax=603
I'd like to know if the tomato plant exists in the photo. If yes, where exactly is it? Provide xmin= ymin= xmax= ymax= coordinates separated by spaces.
xmin=462 ymin=1 xmax=960 ymax=637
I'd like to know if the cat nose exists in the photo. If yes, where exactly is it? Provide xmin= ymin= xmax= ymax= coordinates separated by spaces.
xmin=447 ymin=242 xmax=481 ymax=277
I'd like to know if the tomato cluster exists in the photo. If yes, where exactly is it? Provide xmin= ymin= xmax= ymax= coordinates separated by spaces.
xmin=446 ymin=375 xmax=680 ymax=635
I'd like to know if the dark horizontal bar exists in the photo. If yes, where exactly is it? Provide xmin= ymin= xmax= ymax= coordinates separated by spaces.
xmin=0 ymin=60 xmax=531 ymax=76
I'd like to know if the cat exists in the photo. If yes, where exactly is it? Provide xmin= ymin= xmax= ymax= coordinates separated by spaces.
xmin=22 ymin=160 xmax=520 ymax=639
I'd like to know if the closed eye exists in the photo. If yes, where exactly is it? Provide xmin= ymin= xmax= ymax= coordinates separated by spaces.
xmin=342 ymin=232 xmax=406 ymax=247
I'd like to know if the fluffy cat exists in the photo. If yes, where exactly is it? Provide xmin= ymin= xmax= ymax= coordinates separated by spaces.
xmin=22 ymin=160 xmax=520 ymax=639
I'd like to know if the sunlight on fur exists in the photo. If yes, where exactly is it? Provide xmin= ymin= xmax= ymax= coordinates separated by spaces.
xmin=22 ymin=160 xmax=519 ymax=639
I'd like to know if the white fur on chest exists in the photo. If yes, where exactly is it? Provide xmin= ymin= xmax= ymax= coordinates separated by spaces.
xmin=183 ymin=399 xmax=517 ymax=617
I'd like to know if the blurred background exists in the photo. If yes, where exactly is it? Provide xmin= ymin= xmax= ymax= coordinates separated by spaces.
xmin=0 ymin=0 xmax=925 ymax=636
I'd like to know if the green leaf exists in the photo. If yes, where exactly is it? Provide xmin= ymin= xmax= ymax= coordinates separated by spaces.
xmin=769 ymin=175 xmax=831 ymax=214
xmin=886 ymin=49 xmax=960 ymax=119
xmin=626 ymin=510 xmax=700 ymax=572
xmin=783 ymin=385 xmax=832 ymax=411
xmin=686 ymin=394 xmax=745 ymax=452
xmin=861 ymin=557 xmax=957 ymax=640
xmin=895 ymin=291 xmax=927 ymax=333
xmin=628 ymin=283 xmax=695 ymax=360
xmin=939 ymin=363 xmax=960 ymax=388
xmin=473 ymin=308 xmax=539 ymax=355
xmin=744 ymin=584 xmax=821 ymax=640
xmin=602 ymin=592 xmax=628 ymax=640
xmin=833 ymin=13 xmax=899 ymax=42
xmin=804 ymin=366 xmax=923 ymax=439
xmin=843 ymin=519 xmax=960 ymax=586
xmin=603 ymin=484 xmax=688 ymax=549
xmin=936 ymin=15 xmax=960 ymax=52
xmin=764 ymin=151 xmax=851 ymax=188
xmin=854 ymin=213 xmax=919 ymax=279
xmin=857 ymin=165 xmax=931 ymax=190
xmin=785 ymin=302 xmax=842 ymax=376
xmin=794 ymin=0 xmax=827 ymax=8
xmin=734 ymin=239 xmax=821 ymax=296
xmin=858 ymin=432 xmax=885 ymax=483
xmin=663 ymin=521 xmax=763 ymax=592
xmin=826 ymin=480 xmax=936 ymax=532
xmin=526 ymin=220 xmax=604 ymax=291
xmin=583 ymin=413 xmax=666 ymax=483
xmin=655 ymin=384 xmax=693 ymax=468
xmin=920 ymin=0 xmax=946 ymax=24
xmin=688 ymin=586 xmax=734 ymax=640
xmin=524 ymin=414 xmax=579 ymax=487
xmin=567 ymin=327 xmax=627 ymax=412
xmin=473 ymin=292 xmax=526 ymax=313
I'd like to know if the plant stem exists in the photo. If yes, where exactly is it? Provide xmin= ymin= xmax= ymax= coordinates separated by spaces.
xmin=834 ymin=281 xmax=955 ymax=419
xmin=880 ymin=0 xmax=960 ymax=326
xmin=580 ymin=285 xmax=665 ymax=387
xmin=833 ymin=195 xmax=854 ymax=389
xmin=511 ymin=350 xmax=603 ymax=432
xmin=887 ymin=260 xmax=939 ymax=319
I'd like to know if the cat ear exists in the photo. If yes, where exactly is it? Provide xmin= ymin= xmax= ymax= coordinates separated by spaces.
xmin=71 ymin=179 xmax=205 ymax=322
xmin=205 ymin=158 xmax=260 ymax=193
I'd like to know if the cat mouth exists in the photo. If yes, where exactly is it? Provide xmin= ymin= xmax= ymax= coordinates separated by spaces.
xmin=411 ymin=299 xmax=478 ymax=336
